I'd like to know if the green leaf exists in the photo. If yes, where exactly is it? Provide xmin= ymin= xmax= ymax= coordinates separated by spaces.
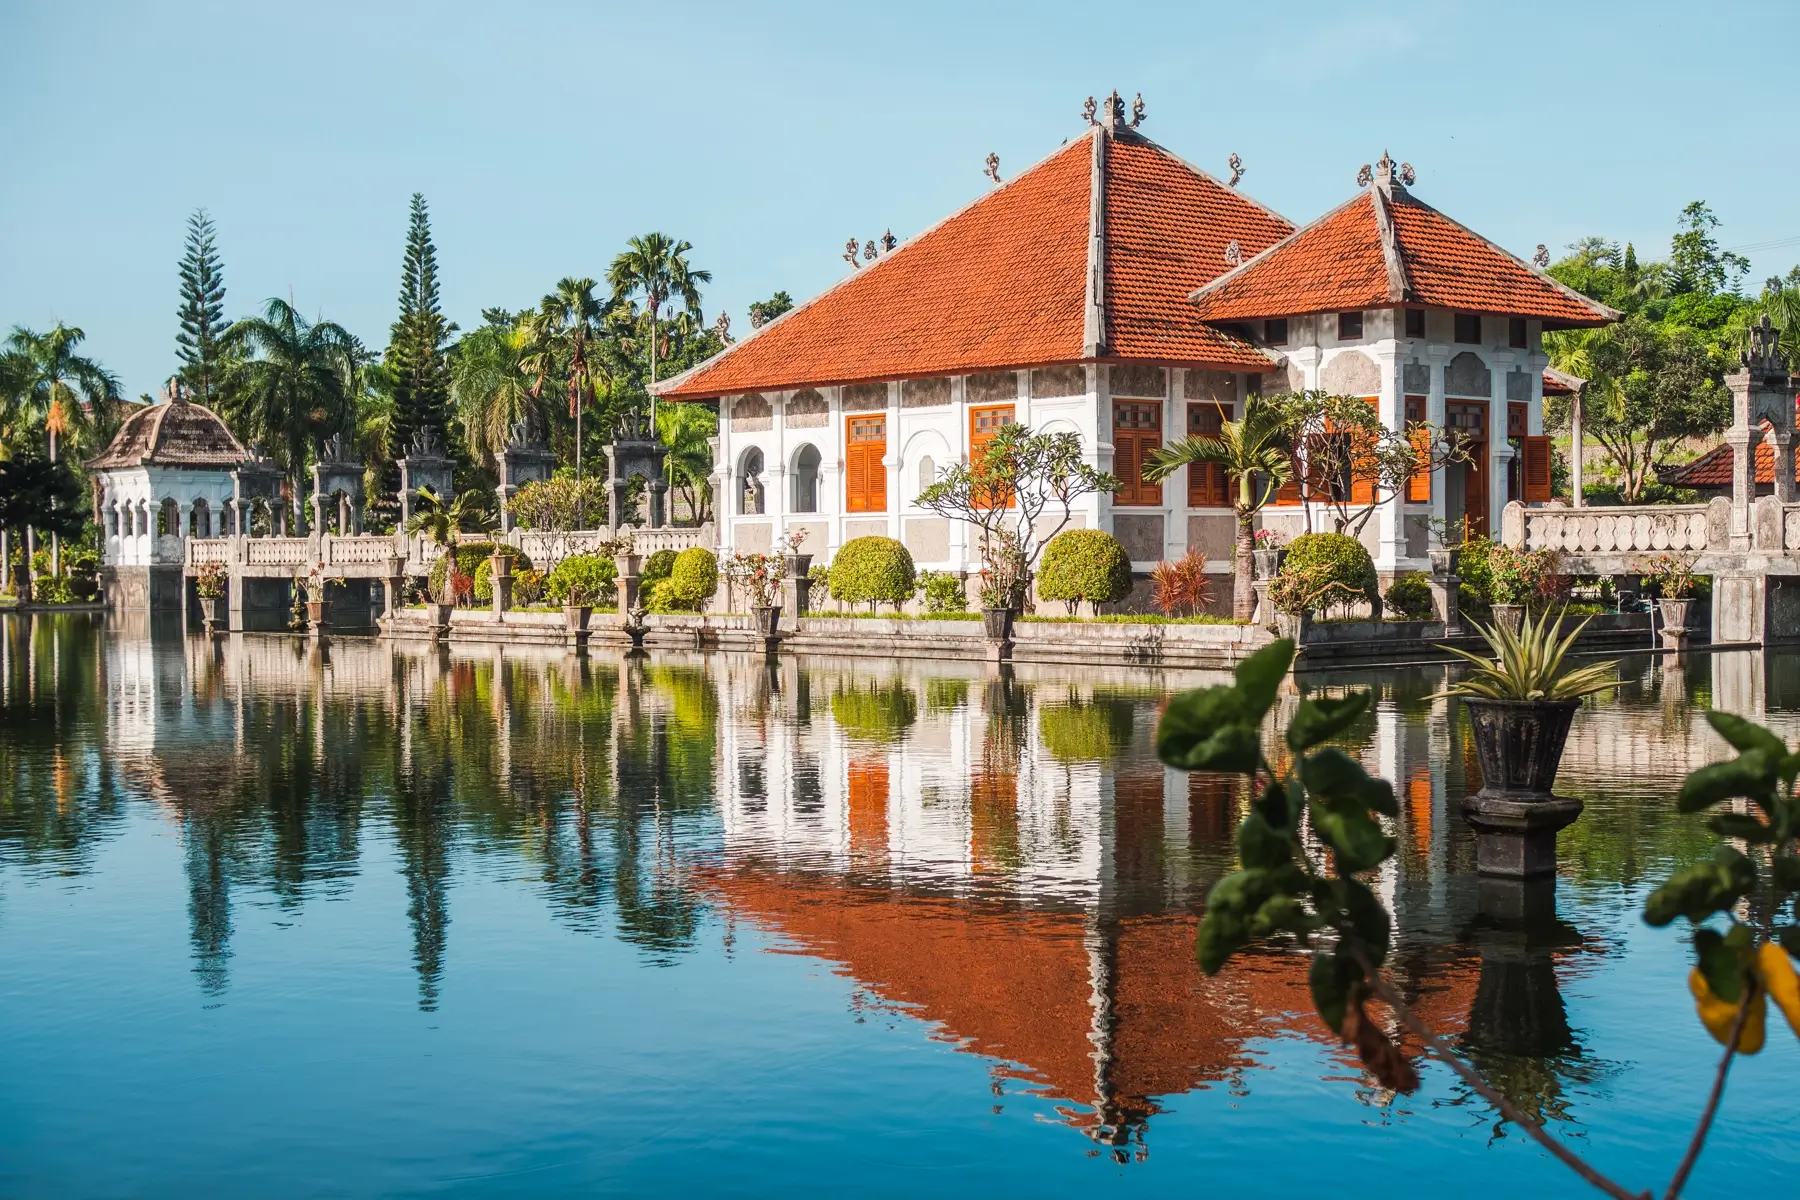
xmin=1677 ymin=754 xmax=1777 ymax=813
xmin=1706 ymin=711 xmax=1788 ymax=759
xmin=1196 ymin=908 xmax=1247 ymax=975
xmin=1643 ymin=847 xmax=1758 ymax=926
xmin=1339 ymin=878 xmax=1392 ymax=964
xmin=1249 ymin=894 xmax=1314 ymax=938
xmin=1286 ymin=691 xmax=1372 ymax=753
xmin=1693 ymin=927 xmax=1742 ymax=1003
xmin=1708 ymin=812 xmax=1774 ymax=844
xmin=1253 ymin=780 xmax=1294 ymax=832
xmin=1236 ymin=811 xmax=1292 ymax=869
xmin=1156 ymin=686 xmax=1260 ymax=773
xmin=1301 ymin=748 xmax=1398 ymax=817
xmin=1310 ymin=799 xmax=1395 ymax=874
xmin=1234 ymin=639 xmax=1294 ymax=719
xmin=1309 ymin=951 xmax=1355 ymax=1032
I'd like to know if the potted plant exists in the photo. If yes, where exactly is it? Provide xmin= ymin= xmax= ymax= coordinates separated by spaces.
xmin=562 ymin=572 xmax=597 ymax=634
xmin=1437 ymin=608 xmax=1620 ymax=877
xmin=1641 ymin=551 xmax=1700 ymax=633
xmin=1486 ymin=544 xmax=1540 ymax=635
xmin=302 ymin=562 xmax=331 ymax=630
xmin=1250 ymin=528 xmax=1288 ymax=581
xmin=606 ymin=529 xmax=640 ymax=580
xmin=728 ymin=550 xmax=788 ymax=637
xmin=194 ymin=561 xmax=228 ymax=631
xmin=1266 ymin=562 xmax=1361 ymax=641
xmin=1425 ymin=515 xmax=1465 ymax=581
xmin=976 ymin=531 xmax=1027 ymax=640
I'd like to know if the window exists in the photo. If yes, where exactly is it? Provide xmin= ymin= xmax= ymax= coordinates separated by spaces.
xmin=791 ymin=444 xmax=820 ymax=513
xmin=969 ymin=404 xmax=1016 ymax=506
xmin=1337 ymin=311 xmax=1364 ymax=340
xmin=845 ymin=415 xmax=887 ymax=513
xmin=739 ymin=448 xmax=765 ymax=515
xmin=1454 ymin=314 xmax=1482 ymax=344
xmin=1404 ymin=309 xmax=1426 ymax=338
xmin=1508 ymin=318 xmax=1528 ymax=349
xmin=1186 ymin=402 xmax=1231 ymax=507
xmin=917 ymin=455 xmax=936 ymax=495
xmin=1507 ymin=402 xmax=1528 ymax=439
xmin=1263 ymin=318 xmax=1288 ymax=346
xmin=1404 ymin=396 xmax=1431 ymax=502
xmin=1113 ymin=401 xmax=1163 ymax=506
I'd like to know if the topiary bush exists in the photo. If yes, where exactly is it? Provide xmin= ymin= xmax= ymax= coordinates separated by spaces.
xmin=666 ymin=547 xmax=719 ymax=610
xmin=828 ymin=536 xmax=916 ymax=610
xmin=1383 ymin=572 xmax=1433 ymax=621
xmin=1280 ymin=532 xmax=1377 ymax=614
xmin=472 ymin=548 xmax=535 ymax=604
xmin=1037 ymin=529 xmax=1132 ymax=614
xmin=915 ymin=569 xmax=968 ymax=614
xmin=545 ymin=552 xmax=616 ymax=606
xmin=642 ymin=548 xmax=678 ymax=584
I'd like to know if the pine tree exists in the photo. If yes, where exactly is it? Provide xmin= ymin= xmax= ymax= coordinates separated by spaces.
xmin=175 ymin=209 xmax=227 ymax=404
xmin=385 ymin=193 xmax=453 ymax=475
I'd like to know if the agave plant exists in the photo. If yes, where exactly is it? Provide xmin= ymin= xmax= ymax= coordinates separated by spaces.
xmin=1437 ymin=607 xmax=1619 ymax=701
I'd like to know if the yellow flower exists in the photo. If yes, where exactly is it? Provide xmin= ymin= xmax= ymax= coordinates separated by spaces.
xmin=1689 ymin=968 xmax=1765 ymax=1054
xmin=1754 ymin=943 xmax=1800 ymax=1041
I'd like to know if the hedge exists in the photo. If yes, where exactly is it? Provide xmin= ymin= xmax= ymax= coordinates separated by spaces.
xmin=642 ymin=549 xmax=678 ymax=584
xmin=1281 ymin=532 xmax=1377 ymax=613
xmin=666 ymin=547 xmax=719 ymax=609
xmin=1383 ymin=572 xmax=1433 ymax=620
xmin=545 ymin=552 xmax=616 ymax=606
xmin=828 ymin=536 xmax=916 ymax=609
xmin=1036 ymin=529 xmax=1131 ymax=612
xmin=430 ymin=543 xmax=531 ymax=604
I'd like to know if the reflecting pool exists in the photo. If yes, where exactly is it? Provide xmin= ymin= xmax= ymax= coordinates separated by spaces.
xmin=1 ymin=614 xmax=1794 ymax=1197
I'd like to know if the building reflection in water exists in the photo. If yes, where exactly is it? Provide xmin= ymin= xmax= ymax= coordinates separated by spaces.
xmin=7 ymin=614 xmax=1788 ymax=1154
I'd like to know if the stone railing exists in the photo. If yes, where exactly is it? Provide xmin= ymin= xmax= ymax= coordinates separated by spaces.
xmin=327 ymin=537 xmax=399 ymax=566
xmin=508 ymin=524 xmax=711 ymax=565
xmin=246 ymin=537 xmax=313 ymax=566
xmin=187 ymin=538 xmax=232 ymax=567
xmin=1504 ymin=498 xmax=1725 ymax=555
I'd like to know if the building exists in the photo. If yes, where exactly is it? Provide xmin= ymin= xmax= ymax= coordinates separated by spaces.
xmin=654 ymin=94 xmax=1617 ymax=588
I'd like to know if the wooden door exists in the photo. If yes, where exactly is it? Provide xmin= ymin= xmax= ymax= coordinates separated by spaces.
xmin=1447 ymin=400 xmax=1489 ymax=539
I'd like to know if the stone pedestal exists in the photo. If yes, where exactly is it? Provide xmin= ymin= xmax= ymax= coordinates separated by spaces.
xmin=616 ymin=571 xmax=640 ymax=615
xmin=1463 ymin=794 xmax=1584 ymax=877
xmin=1461 ymin=697 xmax=1582 ymax=878
xmin=1428 ymin=549 xmax=1462 ymax=636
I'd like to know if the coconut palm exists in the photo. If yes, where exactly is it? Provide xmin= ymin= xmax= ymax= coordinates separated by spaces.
xmin=1144 ymin=394 xmax=1294 ymax=620
xmin=452 ymin=318 xmax=541 ymax=468
xmin=6 ymin=324 xmax=122 ymax=574
xmin=606 ymin=233 xmax=710 ymax=425
xmin=220 ymin=298 xmax=359 ymax=499
xmin=404 ymin=486 xmax=495 ymax=602
xmin=535 ymin=279 xmax=609 ymax=479
xmin=655 ymin=401 xmax=716 ymax=524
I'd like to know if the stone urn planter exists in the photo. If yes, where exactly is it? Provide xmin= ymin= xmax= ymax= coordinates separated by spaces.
xmin=305 ymin=599 xmax=330 ymax=629
xmin=198 ymin=597 xmax=221 ymax=633
xmin=563 ymin=604 xmax=593 ymax=634
xmin=1490 ymin=603 xmax=1524 ymax=635
xmin=1460 ymin=697 xmax=1584 ymax=878
xmin=982 ymin=607 xmax=1015 ymax=641
xmin=427 ymin=601 xmax=454 ymax=633
xmin=1657 ymin=597 xmax=1692 ymax=631
xmin=1428 ymin=548 xmax=1462 ymax=581
xmin=617 ymin=552 xmax=642 ymax=579
xmin=1252 ymin=548 xmax=1288 ymax=580
xmin=1274 ymin=610 xmax=1313 ymax=642
xmin=752 ymin=604 xmax=782 ymax=637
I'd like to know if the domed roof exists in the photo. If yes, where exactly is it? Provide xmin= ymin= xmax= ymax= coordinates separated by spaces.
xmin=85 ymin=399 xmax=250 ymax=471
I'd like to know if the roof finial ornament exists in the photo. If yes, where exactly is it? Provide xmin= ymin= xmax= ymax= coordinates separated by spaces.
xmin=1082 ymin=95 xmax=1098 ymax=125
xmin=984 ymin=152 xmax=1000 ymax=183
xmin=1399 ymin=161 xmax=1416 ymax=186
xmin=1532 ymin=244 xmax=1551 ymax=269
xmin=1129 ymin=93 xmax=1146 ymax=128
xmin=1227 ymin=153 xmax=1244 ymax=188
xmin=1356 ymin=162 xmax=1374 ymax=188
xmin=843 ymin=238 xmax=861 ymax=270
xmin=712 ymin=310 xmax=732 ymax=344
xmin=1105 ymin=89 xmax=1126 ymax=131
xmin=863 ymin=239 xmax=878 ymax=263
xmin=1223 ymin=239 xmax=1242 ymax=268
xmin=880 ymin=229 xmax=897 ymax=254
xmin=1744 ymin=314 xmax=1789 ymax=374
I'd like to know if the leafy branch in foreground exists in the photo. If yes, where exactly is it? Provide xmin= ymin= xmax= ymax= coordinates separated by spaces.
xmin=1157 ymin=642 xmax=1800 ymax=1200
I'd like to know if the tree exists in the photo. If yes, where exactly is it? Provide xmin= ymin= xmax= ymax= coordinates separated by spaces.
xmin=507 ymin=475 xmax=607 ymax=561
xmin=1668 ymin=201 xmax=1748 ymax=298
xmin=385 ymin=194 xmax=454 ymax=487
xmin=452 ymin=315 xmax=542 ymax=468
xmin=5 ymin=324 xmax=121 ymax=575
xmin=1569 ymin=316 xmax=1730 ymax=501
xmin=748 ymin=291 xmax=793 ymax=328
xmin=175 ymin=209 xmax=229 ymax=404
xmin=655 ymin=401 xmax=716 ymax=524
xmin=0 ymin=454 xmax=85 ymax=599
xmin=606 ymin=233 xmax=710 ymax=426
xmin=915 ymin=424 xmax=1118 ymax=610
xmin=221 ymin=298 xmax=359 ymax=500
xmin=1145 ymin=394 xmax=1294 ymax=620
xmin=404 ymin=486 xmax=494 ymax=602
xmin=536 ymin=278 xmax=606 ymax=479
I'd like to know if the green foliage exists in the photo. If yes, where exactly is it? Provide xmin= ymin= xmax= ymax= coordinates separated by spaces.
xmin=175 ymin=209 xmax=228 ymax=405
xmin=545 ymin=552 xmax=615 ymax=606
xmin=1383 ymin=572 xmax=1433 ymax=621
xmin=915 ymin=569 xmax=968 ymax=613
xmin=667 ymin=547 xmax=718 ymax=609
xmin=642 ymin=549 xmax=678 ymax=584
xmin=222 ymin=298 xmax=359 ymax=483
xmin=471 ymin=548 xmax=534 ymax=603
xmin=385 ymin=193 xmax=454 ymax=483
xmin=507 ymin=476 xmax=606 ymax=534
xmin=1437 ymin=607 xmax=1619 ymax=701
xmin=1039 ymin=698 xmax=1134 ymax=763
xmin=0 ymin=455 xmax=87 ymax=541
xmin=1458 ymin=537 xmax=1567 ymax=609
xmin=748 ymin=291 xmax=794 ymax=328
xmin=1274 ymin=533 xmax=1375 ymax=615
xmin=429 ymin=542 xmax=520 ymax=605
xmin=829 ymin=680 xmax=917 ymax=743
xmin=1036 ymin=529 xmax=1132 ymax=611
xmin=827 ymin=536 xmax=916 ymax=609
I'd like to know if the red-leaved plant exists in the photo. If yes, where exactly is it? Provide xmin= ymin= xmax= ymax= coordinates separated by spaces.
xmin=1151 ymin=552 xmax=1215 ymax=617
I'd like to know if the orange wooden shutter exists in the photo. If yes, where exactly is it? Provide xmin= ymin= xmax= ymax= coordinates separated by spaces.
xmin=848 ymin=758 xmax=889 ymax=860
xmin=1345 ymin=396 xmax=1378 ymax=506
xmin=846 ymin=415 xmax=887 ymax=512
xmin=1523 ymin=435 xmax=1552 ymax=503
xmin=969 ymin=405 xmax=1016 ymax=507
xmin=1187 ymin=403 xmax=1230 ymax=507
xmin=1405 ymin=396 xmax=1431 ymax=503
xmin=1113 ymin=402 xmax=1161 ymax=506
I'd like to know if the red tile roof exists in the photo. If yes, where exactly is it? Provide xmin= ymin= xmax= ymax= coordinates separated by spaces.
xmin=1659 ymin=430 xmax=1798 ymax=488
xmin=654 ymin=126 xmax=1293 ymax=401
xmin=1190 ymin=173 xmax=1618 ymax=329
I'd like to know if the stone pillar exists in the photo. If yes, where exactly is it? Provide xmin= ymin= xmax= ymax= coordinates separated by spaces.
xmin=1373 ymin=345 xmax=1407 ymax=571
xmin=616 ymin=557 xmax=641 ymax=614
xmin=385 ymin=556 xmax=404 ymax=621
xmin=1724 ymin=423 xmax=1757 ymax=551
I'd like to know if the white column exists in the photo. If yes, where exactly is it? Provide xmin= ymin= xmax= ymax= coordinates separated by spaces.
xmin=1373 ymin=344 xmax=1406 ymax=570
xmin=771 ymin=392 xmax=789 ymax=531
xmin=885 ymin=382 xmax=902 ymax=540
xmin=1488 ymin=349 xmax=1513 ymax=537
xmin=1427 ymin=348 xmax=1449 ymax=543
xmin=1167 ymin=369 xmax=1190 ymax=563
xmin=823 ymin=387 xmax=843 ymax=560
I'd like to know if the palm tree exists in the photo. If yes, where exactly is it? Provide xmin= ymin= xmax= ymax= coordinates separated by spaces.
xmin=6 ymin=324 xmax=122 ymax=574
xmin=1145 ymin=394 xmax=1294 ymax=621
xmin=451 ymin=318 xmax=541 ymax=468
xmin=606 ymin=234 xmax=710 ymax=426
xmin=404 ymin=487 xmax=495 ymax=602
xmin=655 ymin=402 xmax=716 ymax=524
xmin=220 ymin=298 xmax=358 ymax=507
xmin=537 ymin=278 xmax=607 ymax=479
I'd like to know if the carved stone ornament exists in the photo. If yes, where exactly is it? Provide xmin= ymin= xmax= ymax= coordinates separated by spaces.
xmin=1082 ymin=95 xmax=1098 ymax=124
xmin=1744 ymin=315 xmax=1789 ymax=374
xmin=984 ymin=152 xmax=1000 ymax=183
xmin=1357 ymin=163 xmax=1374 ymax=188
xmin=1399 ymin=161 xmax=1416 ymax=186
xmin=1532 ymin=244 xmax=1551 ymax=269
xmin=1227 ymin=153 xmax=1243 ymax=188
xmin=1129 ymin=92 xmax=1146 ymax=128
xmin=1223 ymin=239 xmax=1242 ymax=268
xmin=843 ymin=238 xmax=860 ymax=269
xmin=880 ymin=229 xmax=897 ymax=253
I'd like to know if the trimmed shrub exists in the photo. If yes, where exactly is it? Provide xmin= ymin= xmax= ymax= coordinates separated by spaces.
xmin=828 ymin=536 xmax=915 ymax=610
xmin=430 ymin=542 xmax=526 ymax=605
xmin=666 ymin=547 xmax=719 ymax=610
xmin=472 ymin=548 xmax=535 ymax=604
xmin=642 ymin=549 xmax=678 ymax=584
xmin=1280 ymin=532 xmax=1377 ymax=613
xmin=545 ymin=552 xmax=616 ymax=606
xmin=915 ymin=569 xmax=968 ymax=614
xmin=1383 ymin=572 xmax=1433 ymax=621
xmin=1037 ymin=529 xmax=1132 ymax=613
xmin=830 ymin=681 xmax=917 ymax=743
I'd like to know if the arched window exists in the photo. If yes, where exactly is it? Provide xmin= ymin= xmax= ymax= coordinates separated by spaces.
xmin=189 ymin=499 xmax=211 ymax=538
xmin=158 ymin=498 xmax=180 ymax=537
xmin=739 ymin=448 xmax=765 ymax=515
xmin=918 ymin=454 xmax=936 ymax=494
xmin=792 ymin=444 xmax=821 ymax=513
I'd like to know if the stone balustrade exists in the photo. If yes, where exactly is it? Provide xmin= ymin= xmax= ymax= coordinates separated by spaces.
xmin=1503 ymin=498 xmax=1725 ymax=556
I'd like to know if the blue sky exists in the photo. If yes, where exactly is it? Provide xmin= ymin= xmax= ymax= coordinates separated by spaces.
xmin=4 ymin=0 xmax=1797 ymax=400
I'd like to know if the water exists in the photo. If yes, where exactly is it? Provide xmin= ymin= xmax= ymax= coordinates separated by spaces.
xmin=1 ymin=614 xmax=1794 ymax=1198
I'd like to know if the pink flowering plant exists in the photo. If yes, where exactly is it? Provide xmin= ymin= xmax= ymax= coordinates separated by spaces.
xmin=728 ymin=550 xmax=790 ymax=609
